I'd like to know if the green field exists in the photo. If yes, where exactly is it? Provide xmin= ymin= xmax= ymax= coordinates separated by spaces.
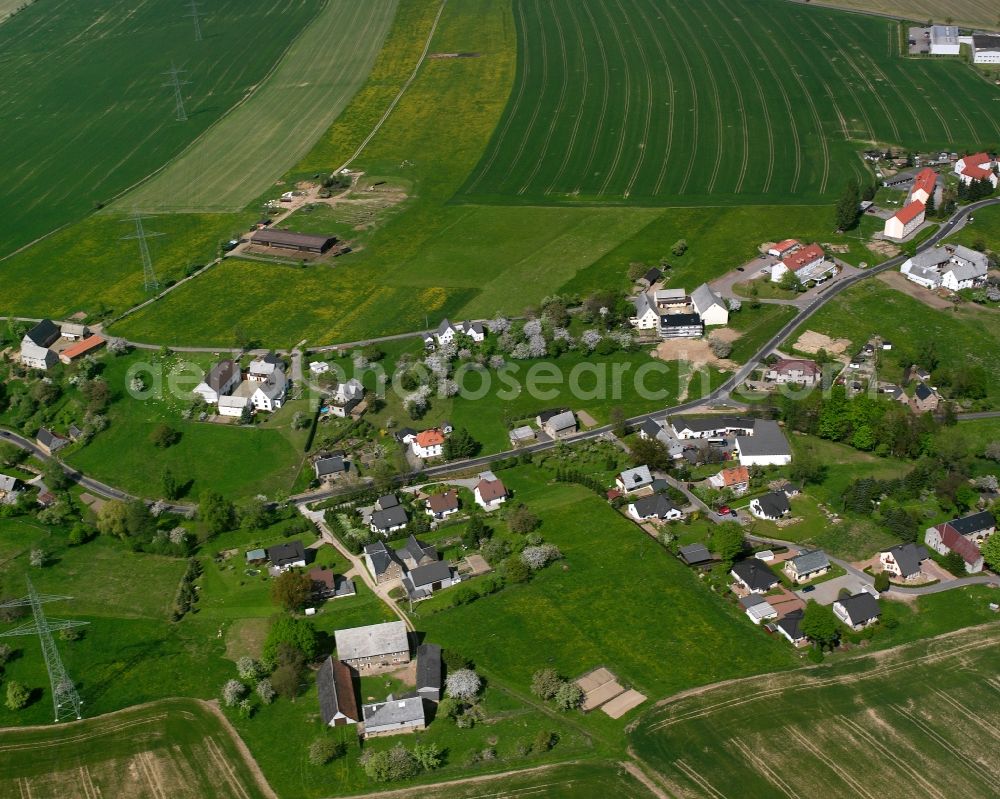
xmin=0 ymin=698 xmax=274 ymax=799
xmin=813 ymin=0 xmax=1000 ymax=32
xmin=118 ymin=0 xmax=398 ymax=213
xmin=630 ymin=625 xmax=1000 ymax=798
xmin=0 ymin=0 xmax=324 ymax=259
xmin=461 ymin=0 xmax=1000 ymax=205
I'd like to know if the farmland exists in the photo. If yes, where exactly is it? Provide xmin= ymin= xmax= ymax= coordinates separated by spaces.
xmin=0 ymin=0 xmax=324 ymax=259
xmin=813 ymin=0 xmax=1000 ymax=32
xmin=461 ymin=0 xmax=1000 ymax=205
xmin=118 ymin=0 xmax=398 ymax=213
xmin=630 ymin=625 xmax=1000 ymax=798
xmin=0 ymin=698 xmax=274 ymax=799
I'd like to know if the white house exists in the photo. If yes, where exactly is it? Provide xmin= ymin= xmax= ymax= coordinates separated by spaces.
xmin=474 ymin=472 xmax=508 ymax=511
xmin=410 ymin=428 xmax=446 ymax=459
xmin=628 ymin=494 xmax=683 ymax=522
xmin=929 ymin=25 xmax=960 ymax=55
xmin=783 ymin=550 xmax=830 ymax=584
xmin=460 ymin=320 xmax=486 ymax=342
xmin=954 ymin=153 xmax=998 ymax=188
xmin=328 ymin=378 xmax=365 ymax=417
xmin=910 ymin=168 xmax=937 ymax=204
xmin=690 ymin=283 xmax=728 ymax=326
xmin=972 ymin=33 xmax=1000 ymax=64
xmin=883 ymin=200 xmax=925 ymax=241
xmin=616 ymin=465 xmax=653 ymax=493
xmin=771 ymin=243 xmax=824 ymax=283
xmin=735 ymin=420 xmax=792 ymax=467
xmin=434 ymin=318 xmax=456 ymax=346
xmin=901 ymin=245 xmax=988 ymax=292
xmin=432 ymin=319 xmax=486 ymax=347
xmin=248 ymin=354 xmax=282 ymax=382
xmin=749 ymin=491 xmax=790 ymax=521
xmin=629 ymin=292 xmax=659 ymax=330
xmin=266 ymin=540 xmax=307 ymax=571
xmin=764 ymin=358 xmax=821 ymax=387
xmin=878 ymin=543 xmax=928 ymax=581
xmin=19 ymin=320 xmax=60 ymax=370
xmin=250 ymin=369 xmax=287 ymax=412
xmin=833 ymin=593 xmax=881 ymax=631
xmin=194 ymin=360 xmax=241 ymax=404
xmin=767 ymin=239 xmax=799 ymax=258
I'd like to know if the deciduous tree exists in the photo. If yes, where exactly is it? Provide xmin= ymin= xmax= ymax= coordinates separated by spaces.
xmin=801 ymin=602 xmax=840 ymax=651
xmin=271 ymin=570 xmax=313 ymax=612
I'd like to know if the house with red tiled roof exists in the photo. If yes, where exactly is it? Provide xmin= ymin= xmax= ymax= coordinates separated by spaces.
xmin=474 ymin=472 xmax=508 ymax=511
xmin=764 ymin=358 xmax=821 ymax=387
xmin=708 ymin=465 xmax=750 ymax=495
xmin=884 ymin=200 xmax=925 ymax=241
xmin=771 ymin=244 xmax=825 ymax=283
xmin=954 ymin=153 xmax=998 ymax=188
xmin=59 ymin=335 xmax=106 ymax=364
xmin=767 ymin=239 xmax=800 ymax=258
xmin=410 ymin=428 xmax=447 ymax=459
xmin=910 ymin=168 xmax=938 ymax=204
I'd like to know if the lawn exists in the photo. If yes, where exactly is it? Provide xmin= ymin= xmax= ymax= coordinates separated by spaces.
xmin=118 ymin=0 xmax=398 ymax=213
xmin=787 ymin=278 xmax=1000 ymax=406
xmin=0 ymin=698 xmax=274 ymax=799
xmin=728 ymin=303 xmax=799 ymax=365
xmin=950 ymin=202 xmax=1000 ymax=255
xmin=629 ymin=623 xmax=1000 ymax=798
xmin=460 ymin=0 xmax=1000 ymax=205
xmin=0 ymin=0 xmax=323 ymax=259
xmin=65 ymin=350 xmax=308 ymax=501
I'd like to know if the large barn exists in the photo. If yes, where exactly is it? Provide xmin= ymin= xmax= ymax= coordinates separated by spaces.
xmin=250 ymin=229 xmax=337 ymax=253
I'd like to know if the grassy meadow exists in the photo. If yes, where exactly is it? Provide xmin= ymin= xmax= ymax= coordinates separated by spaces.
xmin=461 ymin=0 xmax=1000 ymax=205
xmin=630 ymin=625 xmax=1000 ymax=798
xmin=0 ymin=0 xmax=323 ymax=259
xmin=118 ymin=0 xmax=398 ymax=213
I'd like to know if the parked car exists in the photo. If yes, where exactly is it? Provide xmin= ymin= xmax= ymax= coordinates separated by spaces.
xmin=736 ymin=267 xmax=744 ymax=272
xmin=223 ymin=239 xmax=240 ymax=252
xmin=719 ymin=506 xmax=731 ymax=515
xmin=801 ymin=585 xmax=815 ymax=593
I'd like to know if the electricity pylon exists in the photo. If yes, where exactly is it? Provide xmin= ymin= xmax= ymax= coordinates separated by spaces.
xmin=0 ymin=577 xmax=88 ymax=723
xmin=163 ymin=62 xmax=191 ymax=121
xmin=121 ymin=211 xmax=166 ymax=293
xmin=185 ymin=0 xmax=204 ymax=42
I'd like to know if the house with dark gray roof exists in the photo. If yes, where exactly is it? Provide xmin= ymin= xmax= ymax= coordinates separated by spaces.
xmin=362 ymin=696 xmax=426 ymax=738
xmin=250 ymin=229 xmax=336 ymax=253
xmin=629 ymin=292 xmax=659 ymax=330
xmin=776 ymin=608 xmax=807 ymax=646
xmin=194 ymin=359 xmax=241 ymax=404
xmin=370 ymin=504 xmax=409 ymax=535
xmin=833 ymin=593 xmax=881 ymax=631
xmin=20 ymin=319 xmax=60 ymax=370
xmin=364 ymin=541 xmax=404 ymax=584
xmin=731 ymin=560 xmax=778 ymax=594
xmin=628 ymin=493 xmax=683 ymax=522
xmin=679 ymin=543 xmax=713 ymax=566
xmin=541 ymin=410 xmax=577 ymax=439
xmin=749 ymin=492 xmax=791 ymax=521
xmin=396 ymin=535 xmax=437 ymax=569
xmin=416 ymin=643 xmax=442 ymax=701
xmin=314 ymin=454 xmax=347 ymax=481
xmin=266 ymin=540 xmax=306 ymax=571
xmin=316 ymin=657 xmax=360 ymax=726
xmin=735 ymin=420 xmax=792 ymax=467
xmin=670 ymin=416 xmax=755 ymax=440
xmin=403 ymin=561 xmax=460 ymax=600
xmin=783 ymin=550 xmax=830 ymax=584
xmin=36 ymin=428 xmax=70 ymax=455
xmin=879 ymin=543 xmax=928 ymax=580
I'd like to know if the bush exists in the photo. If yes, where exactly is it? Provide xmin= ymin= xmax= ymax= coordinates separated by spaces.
xmin=308 ymin=737 xmax=344 ymax=766
xmin=531 ymin=668 xmax=562 ymax=700
xmin=445 ymin=668 xmax=482 ymax=701
xmin=874 ymin=571 xmax=890 ymax=592
xmin=222 ymin=679 xmax=247 ymax=707
xmin=237 ymin=656 xmax=262 ymax=681
xmin=553 ymin=681 xmax=584 ymax=710
xmin=256 ymin=679 xmax=276 ymax=704
xmin=360 ymin=744 xmax=420 ymax=783
xmin=6 ymin=681 xmax=30 ymax=711
xmin=532 ymin=730 xmax=555 ymax=753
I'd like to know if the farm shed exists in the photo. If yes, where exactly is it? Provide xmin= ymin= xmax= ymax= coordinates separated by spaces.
xmin=250 ymin=229 xmax=337 ymax=253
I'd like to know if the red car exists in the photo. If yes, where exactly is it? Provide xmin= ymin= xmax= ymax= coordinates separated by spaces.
xmin=719 ymin=506 xmax=731 ymax=515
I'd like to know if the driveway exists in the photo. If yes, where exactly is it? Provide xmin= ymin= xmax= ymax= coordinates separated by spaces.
xmin=795 ymin=574 xmax=874 ymax=606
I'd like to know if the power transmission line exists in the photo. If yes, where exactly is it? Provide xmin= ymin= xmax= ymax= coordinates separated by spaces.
xmin=185 ymin=0 xmax=204 ymax=42
xmin=162 ymin=62 xmax=191 ymax=122
xmin=0 ymin=577 xmax=88 ymax=723
xmin=121 ymin=211 xmax=166 ymax=293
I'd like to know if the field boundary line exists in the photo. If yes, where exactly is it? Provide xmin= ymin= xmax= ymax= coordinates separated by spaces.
xmin=518 ymin=0 xmax=570 ymax=195
xmin=729 ymin=737 xmax=800 ymax=798
xmin=787 ymin=728 xmax=877 ymax=799
xmin=618 ymin=0 xmax=655 ymax=199
xmin=466 ymin=0 xmax=527 ymax=193
xmin=596 ymin=0 xmax=634 ymax=197
xmin=840 ymin=717 xmax=947 ymax=799
xmin=888 ymin=704 xmax=994 ymax=785
xmin=104 ymin=0 xmax=331 ymax=211
xmin=545 ymin=1 xmax=590 ymax=195
xmin=630 ymin=0 xmax=676 ymax=197
xmin=575 ymin=2 xmax=612 ymax=193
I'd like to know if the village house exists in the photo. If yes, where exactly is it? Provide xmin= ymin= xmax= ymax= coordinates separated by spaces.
xmin=59 ymin=334 xmax=106 ymax=365
xmin=629 ymin=292 xmax=660 ymax=330
xmin=925 ymin=511 xmax=995 ymax=574
xmin=36 ymin=428 xmax=69 ymax=456
xmin=410 ymin=428 xmax=447 ymax=459
xmin=879 ymin=543 xmax=929 ymax=581
xmin=19 ymin=320 xmax=60 ymax=370
xmin=731 ymin=560 xmax=778 ymax=594
xmin=749 ymin=491 xmax=791 ymax=521
xmin=735 ymin=420 xmax=792 ymax=467
xmin=474 ymin=472 xmax=508 ymax=511
xmin=266 ymin=540 xmax=307 ymax=572
xmin=909 ymin=168 xmax=938 ymax=204
xmin=776 ymin=609 xmax=808 ymax=647
xmin=327 ymin=378 xmax=365 ymax=417
xmin=616 ymin=465 xmax=653 ymax=493
xmin=670 ymin=415 xmax=755 ymax=440
xmin=538 ymin=410 xmax=577 ymax=439
xmin=316 ymin=657 xmax=360 ymax=727
xmin=362 ymin=696 xmax=427 ymax=738
xmin=363 ymin=541 xmax=405 ymax=584
xmin=884 ymin=200 xmax=926 ymax=241
xmin=765 ymin=358 xmax=821 ymax=387
xmin=740 ymin=594 xmax=778 ymax=625
xmin=247 ymin=353 xmax=283 ymax=382
xmin=659 ymin=313 xmax=703 ymax=339
xmin=335 ymin=621 xmax=410 ymax=672
xmin=416 ymin=643 xmax=442 ymax=702
xmin=767 ymin=239 xmax=800 ymax=258
xmin=403 ymin=560 xmax=461 ymax=601
xmin=425 ymin=490 xmax=459 ymax=520
xmin=309 ymin=568 xmax=355 ymax=601
xmin=771 ymin=243 xmax=826 ymax=283
xmin=900 ymin=244 xmax=988 ymax=292
xmin=370 ymin=494 xmax=409 ymax=535
xmin=0 ymin=474 xmax=23 ymax=506
xmin=638 ymin=418 xmax=673 ymax=447
xmin=509 ymin=426 xmax=537 ymax=446
xmin=314 ymin=453 xmax=347 ymax=482
xmin=909 ymin=383 xmax=940 ymax=414
xmin=628 ymin=493 xmax=683 ymax=522
xmin=954 ymin=152 xmax=998 ymax=189
xmin=397 ymin=535 xmax=438 ymax=570
xmin=690 ymin=283 xmax=729 ymax=326
xmin=833 ymin=593 xmax=882 ymax=631
xmin=783 ymin=550 xmax=830 ymax=584
xmin=194 ymin=360 xmax=241 ymax=404
xmin=432 ymin=318 xmax=485 ymax=347
xmin=708 ymin=465 xmax=750 ymax=495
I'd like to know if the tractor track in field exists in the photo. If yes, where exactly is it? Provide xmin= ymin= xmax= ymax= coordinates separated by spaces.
xmin=465 ymin=0 xmax=531 ymax=194
xmin=911 ymin=61 xmax=956 ymax=143
xmin=619 ymin=0 xmax=656 ymax=199
xmin=545 ymin=0 xmax=590 ymax=195
xmin=576 ymin=1 xmax=612 ymax=194
xmin=932 ymin=61 xmax=1000 ymax=141
xmin=839 ymin=718 xmax=948 ymax=799
xmin=630 ymin=0 xmax=673 ymax=196
xmin=504 ymin=0 xmax=550 ymax=195
xmin=597 ymin=0 xmax=634 ymax=197
xmin=518 ymin=0 xmax=569 ymax=195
